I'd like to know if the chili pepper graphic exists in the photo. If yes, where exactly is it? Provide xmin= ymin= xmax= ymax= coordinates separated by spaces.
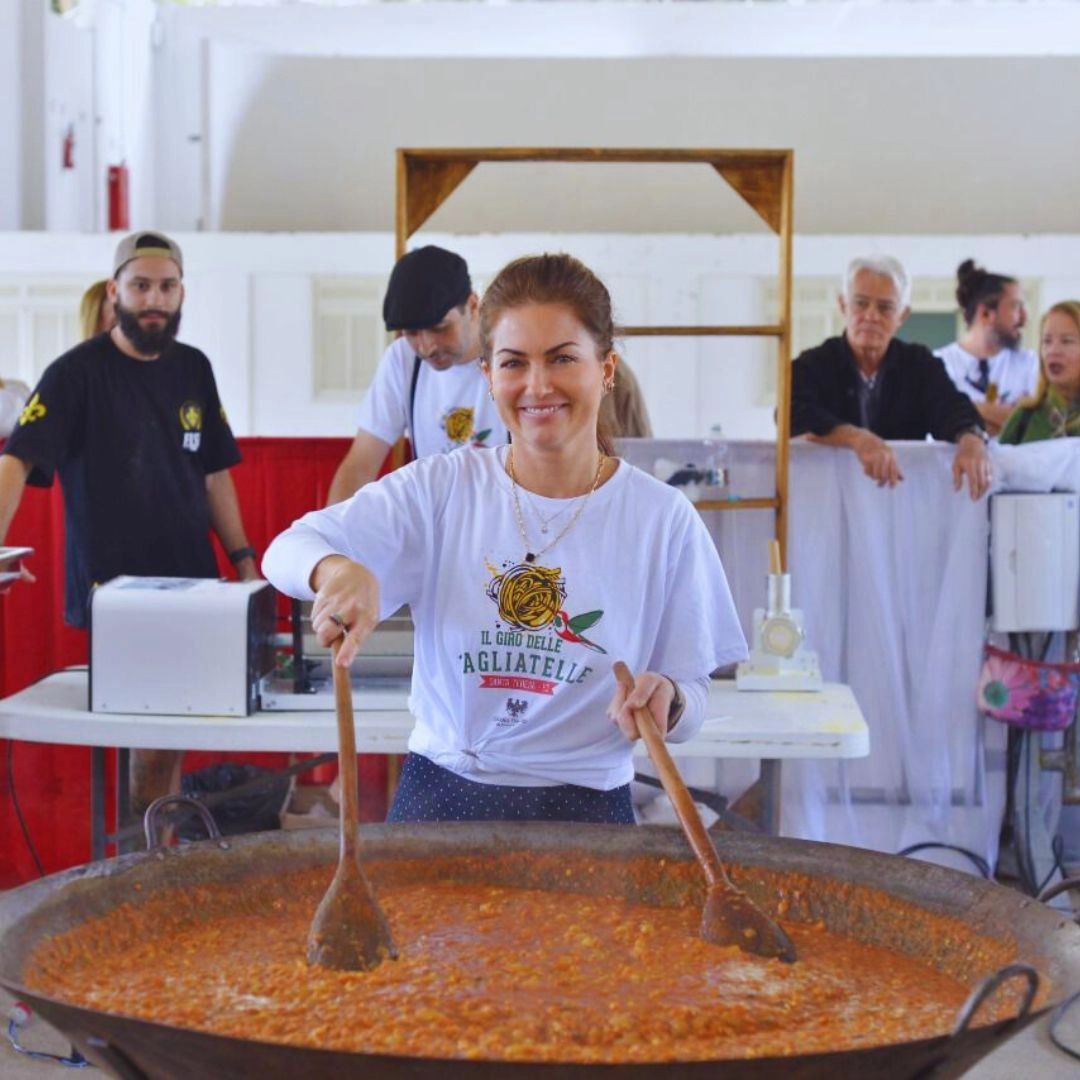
xmin=553 ymin=610 xmax=606 ymax=654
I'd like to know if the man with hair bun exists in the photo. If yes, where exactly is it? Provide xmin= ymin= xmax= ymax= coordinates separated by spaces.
xmin=934 ymin=259 xmax=1038 ymax=436
xmin=791 ymin=254 xmax=991 ymax=500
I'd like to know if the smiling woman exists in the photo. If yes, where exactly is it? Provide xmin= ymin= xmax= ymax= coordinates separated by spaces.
xmin=261 ymin=252 xmax=749 ymax=827
xmin=480 ymin=254 xmax=617 ymax=484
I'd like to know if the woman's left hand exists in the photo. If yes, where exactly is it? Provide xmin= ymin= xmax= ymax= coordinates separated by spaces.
xmin=607 ymin=670 xmax=674 ymax=741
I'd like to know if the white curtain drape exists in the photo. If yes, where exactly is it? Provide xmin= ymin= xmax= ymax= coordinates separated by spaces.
xmin=618 ymin=437 xmax=1080 ymax=875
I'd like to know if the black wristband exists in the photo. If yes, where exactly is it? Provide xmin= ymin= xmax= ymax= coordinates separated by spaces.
xmin=228 ymin=545 xmax=257 ymax=565
xmin=665 ymin=677 xmax=685 ymax=731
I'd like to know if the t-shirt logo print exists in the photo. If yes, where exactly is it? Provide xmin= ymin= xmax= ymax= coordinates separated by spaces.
xmin=442 ymin=406 xmax=474 ymax=445
xmin=18 ymin=392 xmax=46 ymax=427
xmin=495 ymin=697 xmax=530 ymax=729
xmin=178 ymin=402 xmax=202 ymax=452
xmin=442 ymin=406 xmax=492 ymax=448
xmin=486 ymin=561 xmax=607 ymax=654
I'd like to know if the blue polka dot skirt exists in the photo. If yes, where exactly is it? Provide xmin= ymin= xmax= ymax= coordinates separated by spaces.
xmin=387 ymin=753 xmax=635 ymax=825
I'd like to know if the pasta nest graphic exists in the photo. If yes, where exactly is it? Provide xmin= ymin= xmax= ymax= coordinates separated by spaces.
xmin=487 ymin=563 xmax=566 ymax=630
xmin=443 ymin=407 xmax=475 ymax=444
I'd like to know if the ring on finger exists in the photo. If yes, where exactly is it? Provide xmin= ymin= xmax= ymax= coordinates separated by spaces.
xmin=328 ymin=613 xmax=350 ymax=633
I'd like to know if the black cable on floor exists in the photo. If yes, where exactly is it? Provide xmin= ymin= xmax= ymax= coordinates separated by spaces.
xmin=1049 ymin=988 xmax=1080 ymax=1063
xmin=5 ymin=739 xmax=45 ymax=878
xmin=1036 ymin=834 xmax=1069 ymax=898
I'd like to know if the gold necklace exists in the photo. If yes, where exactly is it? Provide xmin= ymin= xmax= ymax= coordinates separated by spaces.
xmin=508 ymin=447 xmax=606 ymax=565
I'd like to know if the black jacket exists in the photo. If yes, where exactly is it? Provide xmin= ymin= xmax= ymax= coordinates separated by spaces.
xmin=791 ymin=334 xmax=982 ymax=442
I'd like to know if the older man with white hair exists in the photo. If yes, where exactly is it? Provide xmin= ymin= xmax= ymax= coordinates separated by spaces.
xmin=790 ymin=255 xmax=992 ymax=499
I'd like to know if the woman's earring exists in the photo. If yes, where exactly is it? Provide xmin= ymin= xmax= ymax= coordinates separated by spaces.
xmin=603 ymin=379 xmax=615 ymax=395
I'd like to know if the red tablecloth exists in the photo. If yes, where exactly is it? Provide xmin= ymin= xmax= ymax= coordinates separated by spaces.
xmin=1 ymin=437 xmax=393 ymax=885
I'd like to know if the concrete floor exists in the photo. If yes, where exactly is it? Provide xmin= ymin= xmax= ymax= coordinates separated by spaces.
xmin=2 ymin=985 xmax=1079 ymax=1078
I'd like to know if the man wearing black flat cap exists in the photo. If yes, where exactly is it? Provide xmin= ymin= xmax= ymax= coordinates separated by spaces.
xmin=327 ymin=246 xmax=508 ymax=504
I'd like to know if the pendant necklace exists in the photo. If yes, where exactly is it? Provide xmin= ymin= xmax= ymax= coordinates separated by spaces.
xmin=521 ymin=490 xmax=574 ymax=535
xmin=508 ymin=447 xmax=606 ymax=564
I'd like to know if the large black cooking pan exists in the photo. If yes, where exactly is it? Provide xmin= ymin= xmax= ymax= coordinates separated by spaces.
xmin=1 ymin=823 xmax=1078 ymax=1079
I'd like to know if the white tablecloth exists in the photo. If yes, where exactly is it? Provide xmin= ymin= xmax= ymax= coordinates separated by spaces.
xmin=619 ymin=436 xmax=1080 ymax=873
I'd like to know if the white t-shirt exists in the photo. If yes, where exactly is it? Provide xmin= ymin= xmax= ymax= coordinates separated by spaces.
xmin=0 ymin=380 xmax=29 ymax=439
xmin=355 ymin=337 xmax=508 ymax=457
xmin=263 ymin=448 xmax=747 ymax=791
xmin=934 ymin=341 xmax=1039 ymax=407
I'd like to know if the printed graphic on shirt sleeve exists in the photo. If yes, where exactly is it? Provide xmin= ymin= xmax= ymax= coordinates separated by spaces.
xmin=18 ymin=393 xmax=46 ymax=426
xmin=442 ymin=405 xmax=492 ymax=449
xmin=442 ymin=406 xmax=475 ymax=445
xmin=178 ymin=401 xmax=202 ymax=452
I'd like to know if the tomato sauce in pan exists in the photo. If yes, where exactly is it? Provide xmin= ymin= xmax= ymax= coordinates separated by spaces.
xmin=26 ymin=866 xmax=1017 ymax=1063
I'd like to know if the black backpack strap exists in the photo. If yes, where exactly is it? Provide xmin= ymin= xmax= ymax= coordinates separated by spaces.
xmin=407 ymin=354 xmax=422 ymax=459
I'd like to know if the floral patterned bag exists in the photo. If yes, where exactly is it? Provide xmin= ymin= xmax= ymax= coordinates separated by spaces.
xmin=977 ymin=644 xmax=1080 ymax=732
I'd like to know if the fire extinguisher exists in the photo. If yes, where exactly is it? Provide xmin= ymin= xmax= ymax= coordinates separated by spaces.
xmin=107 ymin=164 xmax=129 ymax=231
xmin=61 ymin=125 xmax=75 ymax=170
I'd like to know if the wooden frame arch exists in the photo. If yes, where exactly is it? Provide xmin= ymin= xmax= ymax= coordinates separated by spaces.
xmin=396 ymin=147 xmax=794 ymax=563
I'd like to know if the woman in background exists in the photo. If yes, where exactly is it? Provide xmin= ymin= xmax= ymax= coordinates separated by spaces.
xmin=601 ymin=360 xmax=652 ymax=438
xmin=78 ymin=279 xmax=115 ymax=340
xmin=998 ymin=301 xmax=1080 ymax=444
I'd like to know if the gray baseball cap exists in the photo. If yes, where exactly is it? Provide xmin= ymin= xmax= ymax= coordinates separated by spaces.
xmin=113 ymin=231 xmax=184 ymax=277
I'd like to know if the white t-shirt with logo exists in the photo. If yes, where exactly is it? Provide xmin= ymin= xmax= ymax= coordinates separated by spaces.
xmin=934 ymin=341 xmax=1039 ymax=407
xmin=263 ymin=447 xmax=747 ymax=791
xmin=355 ymin=337 xmax=508 ymax=458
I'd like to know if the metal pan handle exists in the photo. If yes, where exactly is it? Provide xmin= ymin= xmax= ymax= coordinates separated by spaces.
xmin=952 ymin=963 xmax=1039 ymax=1036
xmin=1038 ymin=875 xmax=1080 ymax=922
xmin=84 ymin=1034 xmax=151 ymax=1079
xmin=142 ymin=795 xmax=222 ymax=851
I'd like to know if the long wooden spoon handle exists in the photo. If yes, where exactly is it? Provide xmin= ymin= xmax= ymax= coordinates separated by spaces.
xmin=332 ymin=640 xmax=359 ymax=862
xmin=769 ymin=538 xmax=783 ymax=576
xmin=613 ymin=661 xmax=725 ymax=888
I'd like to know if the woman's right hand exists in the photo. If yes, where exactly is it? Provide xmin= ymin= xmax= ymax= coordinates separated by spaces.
xmin=309 ymin=555 xmax=380 ymax=667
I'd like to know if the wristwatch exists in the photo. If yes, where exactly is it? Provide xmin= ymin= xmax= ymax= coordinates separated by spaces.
xmin=959 ymin=426 xmax=990 ymax=445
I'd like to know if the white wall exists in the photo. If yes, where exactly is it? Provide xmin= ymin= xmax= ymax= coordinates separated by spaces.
xmin=17 ymin=0 xmax=45 ymax=229
xmin=42 ymin=13 xmax=94 ymax=231
xmin=3 ymin=0 xmax=160 ymax=233
xmin=0 ymin=0 xmax=20 ymax=230
xmin=14 ymin=2 xmax=1080 ymax=235
xmin=144 ymin=3 xmax=1080 ymax=237
xmin=2 ymin=229 xmax=1078 ymax=442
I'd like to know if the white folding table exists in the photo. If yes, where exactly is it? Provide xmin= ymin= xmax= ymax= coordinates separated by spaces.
xmin=0 ymin=668 xmax=868 ymax=860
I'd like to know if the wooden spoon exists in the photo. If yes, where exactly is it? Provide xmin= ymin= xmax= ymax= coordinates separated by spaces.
xmin=769 ymin=538 xmax=783 ymax=576
xmin=613 ymin=661 xmax=796 ymax=963
xmin=307 ymin=640 xmax=397 ymax=971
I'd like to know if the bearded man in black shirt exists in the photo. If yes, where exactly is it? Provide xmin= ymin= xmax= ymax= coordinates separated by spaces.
xmin=0 ymin=230 xmax=260 ymax=813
